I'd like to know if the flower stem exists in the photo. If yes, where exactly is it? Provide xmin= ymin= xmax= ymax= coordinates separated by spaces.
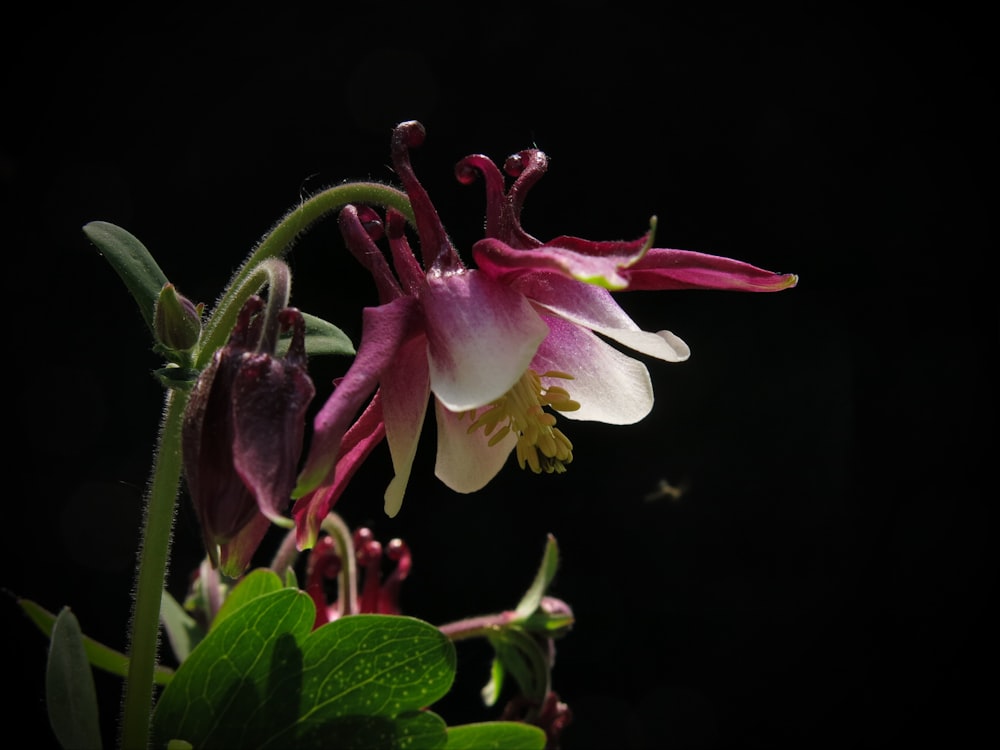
xmin=269 ymin=527 xmax=301 ymax=579
xmin=119 ymin=387 xmax=188 ymax=750
xmin=196 ymin=182 xmax=414 ymax=369
xmin=320 ymin=513 xmax=358 ymax=617
xmin=437 ymin=611 xmax=517 ymax=641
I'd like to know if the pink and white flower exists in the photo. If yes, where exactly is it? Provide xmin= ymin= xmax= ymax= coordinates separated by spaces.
xmin=292 ymin=121 xmax=796 ymax=545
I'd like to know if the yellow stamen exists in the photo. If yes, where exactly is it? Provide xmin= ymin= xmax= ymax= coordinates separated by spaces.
xmin=463 ymin=369 xmax=580 ymax=474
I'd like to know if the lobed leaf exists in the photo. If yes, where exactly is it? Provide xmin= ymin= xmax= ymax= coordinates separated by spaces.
xmin=152 ymin=588 xmax=456 ymax=749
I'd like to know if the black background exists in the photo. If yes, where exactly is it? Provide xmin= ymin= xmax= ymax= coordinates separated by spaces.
xmin=4 ymin=5 xmax=995 ymax=749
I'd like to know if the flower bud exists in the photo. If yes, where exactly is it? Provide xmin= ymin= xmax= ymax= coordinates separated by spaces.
xmin=155 ymin=283 xmax=203 ymax=353
xmin=182 ymin=295 xmax=315 ymax=576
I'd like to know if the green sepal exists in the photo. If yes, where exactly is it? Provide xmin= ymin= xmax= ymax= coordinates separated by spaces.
xmin=151 ymin=587 xmax=457 ymax=749
xmin=83 ymin=221 xmax=169 ymax=337
xmin=19 ymin=598 xmax=174 ymax=685
xmin=47 ymin=607 xmax=103 ymax=750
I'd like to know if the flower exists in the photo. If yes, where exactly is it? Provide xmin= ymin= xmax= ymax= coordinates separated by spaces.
xmin=293 ymin=120 xmax=796 ymax=536
xmin=182 ymin=293 xmax=315 ymax=577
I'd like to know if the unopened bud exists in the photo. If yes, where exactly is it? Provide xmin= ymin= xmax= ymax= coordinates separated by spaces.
xmin=155 ymin=283 xmax=203 ymax=352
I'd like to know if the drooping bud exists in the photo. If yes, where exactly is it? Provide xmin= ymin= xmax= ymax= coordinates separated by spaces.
xmin=154 ymin=283 xmax=203 ymax=353
xmin=182 ymin=291 xmax=315 ymax=577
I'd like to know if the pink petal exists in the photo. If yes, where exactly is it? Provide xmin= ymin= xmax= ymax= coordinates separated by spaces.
xmin=296 ymin=296 xmax=419 ymax=496
xmin=624 ymin=248 xmax=799 ymax=291
xmin=421 ymin=270 xmax=548 ymax=412
xmin=514 ymin=272 xmax=690 ymax=362
xmin=473 ymin=236 xmax=648 ymax=290
xmin=380 ymin=332 xmax=431 ymax=517
xmin=433 ymin=398 xmax=518 ymax=493
xmin=292 ymin=392 xmax=386 ymax=550
xmin=530 ymin=314 xmax=655 ymax=425
xmin=474 ymin=236 xmax=798 ymax=293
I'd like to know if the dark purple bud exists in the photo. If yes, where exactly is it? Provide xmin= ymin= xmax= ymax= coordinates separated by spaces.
xmin=182 ymin=295 xmax=315 ymax=576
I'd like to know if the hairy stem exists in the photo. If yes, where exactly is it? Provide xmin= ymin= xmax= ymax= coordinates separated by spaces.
xmin=196 ymin=182 xmax=414 ymax=369
xmin=119 ymin=388 xmax=188 ymax=750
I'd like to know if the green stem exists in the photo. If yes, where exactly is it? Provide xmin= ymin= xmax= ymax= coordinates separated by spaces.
xmin=320 ymin=513 xmax=358 ymax=617
xmin=119 ymin=387 xmax=189 ymax=750
xmin=195 ymin=182 xmax=414 ymax=369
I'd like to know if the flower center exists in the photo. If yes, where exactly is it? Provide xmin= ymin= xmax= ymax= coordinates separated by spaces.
xmin=463 ymin=370 xmax=581 ymax=474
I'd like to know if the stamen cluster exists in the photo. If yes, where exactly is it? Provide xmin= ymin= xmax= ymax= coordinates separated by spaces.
xmin=463 ymin=370 xmax=581 ymax=474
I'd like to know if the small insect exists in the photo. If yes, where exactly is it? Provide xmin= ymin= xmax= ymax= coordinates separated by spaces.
xmin=643 ymin=477 xmax=689 ymax=503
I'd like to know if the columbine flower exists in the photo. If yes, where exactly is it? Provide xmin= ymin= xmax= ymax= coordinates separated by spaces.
xmin=183 ymin=291 xmax=315 ymax=577
xmin=293 ymin=120 xmax=796 ymax=536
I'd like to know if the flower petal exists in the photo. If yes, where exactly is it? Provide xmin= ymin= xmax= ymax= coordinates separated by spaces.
xmin=381 ymin=332 xmax=431 ymax=517
xmin=231 ymin=353 xmax=315 ymax=524
xmin=624 ymin=248 xmax=799 ymax=291
xmin=530 ymin=314 xmax=655 ymax=425
xmin=291 ymin=392 xmax=386 ymax=550
xmin=422 ymin=270 xmax=548 ymax=412
xmin=433 ymin=399 xmax=517 ymax=493
xmin=217 ymin=513 xmax=272 ymax=578
xmin=512 ymin=271 xmax=690 ymax=362
xmin=473 ymin=236 xmax=648 ymax=290
xmin=296 ymin=296 xmax=419 ymax=496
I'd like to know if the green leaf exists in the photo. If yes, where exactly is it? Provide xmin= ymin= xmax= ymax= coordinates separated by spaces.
xmin=152 ymin=588 xmax=457 ymax=749
xmin=514 ymin=534 xmax=559 ymax=619
xmin=19 ymin=598 xmax=173 ymax=685
xmin=445 ymin=722 xmax=547 ymax=750
xmin=210 ymin=567 xmax=285 ymax=631
xmin=83 ymin=221 xmax=169 ymax=336
xmin=46 ymin=607 xmax=103 ymax=750
xmin=486 ymin=628 xmax=551 ymax=707
xmin=160 ymin=589 xmax=205 ymax=664
xmin=277 ymin=311 xmax=356 ymax=358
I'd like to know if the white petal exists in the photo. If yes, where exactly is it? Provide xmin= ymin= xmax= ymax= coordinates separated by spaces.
xmin=532 ymin=315 xmax=655 ymax=425
xmin=422 ymin=271 xmax=548 ymax=412
xmin=381 ymin=334 xmax=431 ymax=517
xmin=433 ymin=399 xmax=517 ymax=493
xmin=517 ymin=272 xmax=690 ymax=362
xmin=596 ymin=327 xmax=691 ymax=362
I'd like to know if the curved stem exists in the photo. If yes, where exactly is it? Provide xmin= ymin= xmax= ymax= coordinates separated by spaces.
xmin=196 ymin=182 xmax=414 ymax=369
xmin=119 ymin=387 xmax=189 ymax=750
xmin=269 ymin=527 xmax=301 ymax=580
xmin=320 ymin=513 xmax=357 ymax=617
xmin=253 ymin=258 xmax=291 ymax=355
